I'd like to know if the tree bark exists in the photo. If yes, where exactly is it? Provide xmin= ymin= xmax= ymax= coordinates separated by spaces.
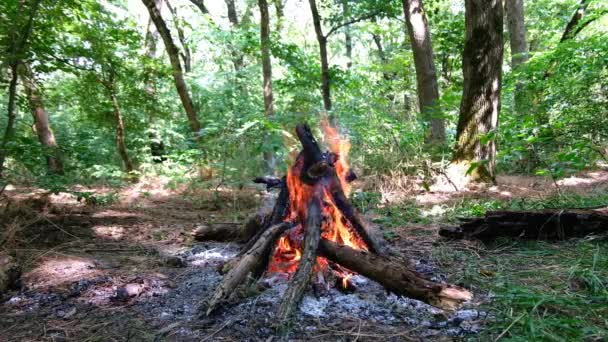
xmin=0 ymin=0 xmax=41 ymax=177
xmin=259 ymin=0 xmax=276 ymax=173
xmin=142 ymin=0 xmax=201 ymax=135
xmin=189 ymin=0 xmax=209 ymax=14
xmin=0 ymin=66 xmax=19 ymax=178
xmin=104 ymin=78 xmax=135 ymax=173
xmin=18 ymin=63 xmax=64 ymax=174
xmin=308 ymin=0 xmax=332 ymax=113
xmin=439 ymin=209 xmax=608 ymax=241
xmin=560 ymin=0 xmax=589 ymax=42
xmin=505 ymin=0 xmax=528 ymax=68
xmin=402 ymin=0 xmax=445 ymax=143
xmin=504 ymin=0 xmax=528 ymax=117
xmin=225 ymin=0 xmax=245 ymax=71
xmin=277 ymin=196 xmax=321 ymax=321
xmin=273 ymin=0 xmax=284 ymax=32
xmin=452 ymin=0 xmax=503 ymax=183
xmin=166 ymin=0 xmax=192 ymax=73
xmin=342 ymin=0 xmax=353 ymax=69
xmin=143 ymin=1 xmax=167 ymax=163
xmin=319 ymin=240 xmax=472 ymax=310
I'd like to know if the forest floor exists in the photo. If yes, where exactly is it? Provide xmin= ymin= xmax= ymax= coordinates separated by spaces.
xmin=0 ymin=170 xmax=607 ymax=341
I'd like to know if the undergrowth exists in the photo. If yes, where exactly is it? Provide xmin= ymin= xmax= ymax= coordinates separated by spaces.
xmin=367 ymin=191 xmax=608 ymax=341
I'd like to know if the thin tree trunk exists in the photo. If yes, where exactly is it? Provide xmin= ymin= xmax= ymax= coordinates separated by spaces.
xmin=308 ymin=0 xmax=332 ymax=113
xmin=142 ymin=0 xmax=201 ymax=135
xmin=273 ymin=0 xmax=284 ymax=32
xmin=143 ymin=3 xmax=167 ymax=163
xmin=19 ymin=63 xmax=64 ymax=174
xmin=505 ymin=0 xmax=528 ymax=68
xmin=342 ymin=0 xmax=353 ymax=69
xmin=402 ymin=0 xmax=445 ymax=143
xmin=0 ymin=66 xmax=19 ymax=178
xmin=106 ymin=80 xmax=135 ymax=173
xmin=560 ymin=0 xmax=589 ymax=42
xmin=505 ymin=0 xmax=528 ymax=117
xmin=452 ymin=0 xmax=503 ymax=183
xmin=166 ymin=0 xmax=192 ymax=73
xmin=0 ymin=0 xmax=41 ymax=177
xmin=259 ymin=0 xmax=276 ymax=173
xmin=189 ymin=0 xmax=209 ymax=14
xmin=225 ymin=0 xmax=245 ymax=71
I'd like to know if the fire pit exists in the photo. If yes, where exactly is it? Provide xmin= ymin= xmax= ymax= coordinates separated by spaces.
xmin=198 ymin=122 xmax=472 ymax=322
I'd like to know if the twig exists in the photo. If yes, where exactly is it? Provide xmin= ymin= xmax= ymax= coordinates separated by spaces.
xmin=494 ymin=313 xmax=526 ymax=341
xmin=201 ymin=318 xmax=235 ymax=341
xmin=325 ymin=11 xmax=382 ymax=39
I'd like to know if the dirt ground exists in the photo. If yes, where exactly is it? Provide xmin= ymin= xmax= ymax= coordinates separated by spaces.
xmin=0 ymin=170 xmax=606 ymax=341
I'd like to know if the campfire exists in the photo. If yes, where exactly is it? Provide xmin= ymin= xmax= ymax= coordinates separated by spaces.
xmin=197 ymin=122 xmax=472 ymax=321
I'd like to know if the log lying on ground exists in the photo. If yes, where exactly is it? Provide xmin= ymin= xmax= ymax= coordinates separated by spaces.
xmin=318 ymin=240 xmax=473 ymax=311
xmin=0 ymin=253 xmax=21 ymax=294
xmin=439 ymin=209 xmax=608 ymax=241
xmin=205 ymin=222 xmax=290 ymax=316
xmin=277 ymin=196 xmax=321 ymax=321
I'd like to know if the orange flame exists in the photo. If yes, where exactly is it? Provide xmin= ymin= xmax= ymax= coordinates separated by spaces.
xmin=268 ymin=121 xmax=366 ymax=282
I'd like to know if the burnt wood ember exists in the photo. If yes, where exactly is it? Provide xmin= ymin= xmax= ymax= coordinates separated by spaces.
xmin=277 ymin=195 xmax=322 ymax=321
xmin=318 ymin=240 xmax=473 ymax=311
xmin=439 ymin=209 xmax=608 ymax=241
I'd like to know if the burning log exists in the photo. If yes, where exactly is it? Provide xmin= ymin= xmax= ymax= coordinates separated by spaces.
xmin=318 ymin=240 xmax=473 ymax=311
xmin=277 ymin=195 xmax=321 ymax=321
xmin=439 ymin=209 xmax=608 ymax=241
xmin=201 ymin=122 xmax=473 ymax=320
xmin=205 ymin=222 xmax=291 ymax=316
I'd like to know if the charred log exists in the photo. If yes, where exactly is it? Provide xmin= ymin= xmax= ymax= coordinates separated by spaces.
xmin=439 ymin=209 xmax=608 ymax=241
xmin=204 ymin=222 xmax=290 ymax=316
xmin=277 ymin=195 xmax=321 ymax=321
xmin=318 ymin=240 xmax=472 ymax=311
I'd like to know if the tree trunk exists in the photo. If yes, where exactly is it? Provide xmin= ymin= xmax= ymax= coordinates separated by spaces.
xmin=18 ymin=63 xmax=64 ymax=174
xmin=342 ymin=0 xmax=353 ymax=69
xmin=273 ymin=0 xmax=284 ymax=32
xmin=259 ymin=0 xmax=276 ymax=173
xmin=505 ymin=0 xmax=528 ymax=68
xmin=505 ymin=0 xmax=528 ymax=117
xmin=560 ymin=0 xmax=589 ymax=42
xmin=143 ymin=1 xmax=167 ymax=163
xmin=452 ymin=0 xmax=503 ymax=183
xmin=105 ymin=79 xmax=135 ymax=173
xmin=0 ymin=0 xmax=40 ymax=177
xmin=189 ymin=0 xmax=209 ymax=14
xmin=402 ymin=0 xmax=445 ymax=143
xmin=142 ymin=0 xmax=201 ymax=135
xmin=225 ymin=0 xmax=245 ymax=71
xmin=308 ymin=0 xmax=332 ymax=113
xmin=166 ymin=0 xmax=192 ymax=73
xmin=0 ymin=65 xmax=19 ymax=178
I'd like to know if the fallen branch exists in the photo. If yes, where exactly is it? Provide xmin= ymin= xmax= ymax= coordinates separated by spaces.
xmin=318 ymin=240 xmax=472 ymax=310
xmin=204 ymin=222 xmax=290 ymax=316
xmin=277 ymin=196 xmax=322 ymax=321
xmin=439 ymin=209 xmax=608 ymax=241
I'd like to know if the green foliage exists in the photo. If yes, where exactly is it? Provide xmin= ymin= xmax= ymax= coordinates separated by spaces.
xmin=0 ymin=0 xmax=606 ymax=191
